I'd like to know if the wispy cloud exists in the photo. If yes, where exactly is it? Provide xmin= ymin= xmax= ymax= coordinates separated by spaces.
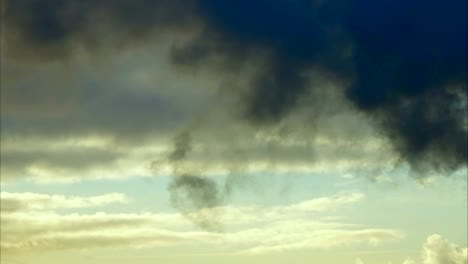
xmin=0 ymin=192 xmax=128 ymax=212
xmin=0 ymin=191 xmax=403 ymax=255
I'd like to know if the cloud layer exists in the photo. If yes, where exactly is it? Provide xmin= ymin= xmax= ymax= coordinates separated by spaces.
xmin=2 ymin=0 xmax=466 ymax=173
xmin=1 ymin=191 xmax=404 ymax=255
xmin=0 ymin=192 xmax=128 ymax=212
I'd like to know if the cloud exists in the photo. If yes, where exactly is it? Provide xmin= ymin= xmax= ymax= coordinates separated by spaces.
xmin=1 ymin=91 xmax=402 ymax=183
xmin=168 ymin=174 xmax=224 ymax=231
xmin=0 ymin=145 xmax=122 ymax=181
xmin=403 ymin=258 xmax=417 ymax=264
xmin=2 ymin=0 xmax=466 ymax=174
xmin=422 ymin=234 xmax=467 ymax=264
xmin=0 ymin=191 xmax=403 ymax=254
xmin=357 ymin=234 xmax=467 ymax=264
xmin=158 ymin=116 xmax=372 ymax=231
xmin=0 ymin=211 xmax=202 ymax=252
xmin=0 ymin=0 xmax=199 ymax=61
xmin=0 ymin=51 xmax=209 ymax=140
xmin=286 ymin=192 xmax=364 ymax=212
xmin=235 ymin=228 xmax=404 ymax=255
xmin=161 ymin=127 xmax=366 ymax=231
xmin=0 ymin=192 xmax=128 ymax=212
xmin=172 ymin=0 xmax=467 ymax=172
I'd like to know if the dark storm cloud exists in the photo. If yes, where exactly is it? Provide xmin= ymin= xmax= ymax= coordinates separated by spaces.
xmin=1 ymin=0 xmax=197 ymax=60
xmin=171 ymin=0 xmax=467 ymax=171
xmin=344 ymin=1 xmax=468 ymax=172
xmin=0 ymin=52 xmax=207 ymax=143
xmin=171 ymin=0 xmax=352 ymax=121
xmin=2 ymin=0 xmax=467 ymax=172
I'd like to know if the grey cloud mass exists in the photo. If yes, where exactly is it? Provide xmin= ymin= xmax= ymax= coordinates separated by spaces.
xmin=168 ymin=174 xmax=223 ymax=231
xmin=1 ymin=1 xmax=466 ymax=180
xmin=1 ymin=3 xmax=466 ymax=262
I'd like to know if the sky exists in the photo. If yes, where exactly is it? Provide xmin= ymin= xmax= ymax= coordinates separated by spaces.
xmin=0 ymin=1 xmax=467 ymax=264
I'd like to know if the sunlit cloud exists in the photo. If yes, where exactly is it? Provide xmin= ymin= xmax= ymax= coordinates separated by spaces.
xmin=0 ymin=192 xmax=128 ymax=212
xmin=0 ymin=191 xmax=403 ymax=255
xmin=357 ymin=234 xmax=468 ymax=264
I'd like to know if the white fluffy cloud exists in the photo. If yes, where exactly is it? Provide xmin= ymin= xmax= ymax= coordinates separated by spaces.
xmin=357 ymin=234 xmax=467 ymax=264
xmin=422 ymin=234 xmax=467 ymax=264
